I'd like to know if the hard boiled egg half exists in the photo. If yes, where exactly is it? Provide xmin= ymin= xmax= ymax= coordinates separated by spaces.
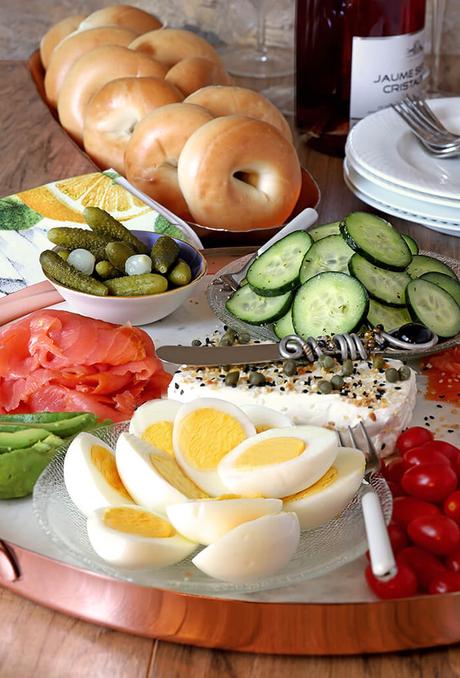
xmin=283 ymin=447 xmax=365 ymax=529
xmin=166 ymin=496 xmax=283 ymax=545
xmin=87 ymin=505 xmax=197 ymax=569
xmin=240 ymin=404 xmax=292 ymax=433
xmin=192 ymin=512 xmax=300 ymax=583
xmin=173 ymin=398 xmax=256 ymax=496
xmin=64 ymin=432 xmax=133 ymax=516
xmin=218 ymin=426 xmax=338 ymax=498
xmin=129 ymin=398 xmax=181 ymax=456
xmin=116 ymin=432 xmax=207 ymax=513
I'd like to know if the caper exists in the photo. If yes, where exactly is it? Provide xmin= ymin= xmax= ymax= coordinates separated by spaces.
xmin=398 ymin=365 xmax=411 ymax=381
xmin=219 ymin=335 xmax=233 ymax=346
xmin=341 ymin=359 xmax=353 ymax=377
xmin=191 ymin=339 xmax=202 ymax=346
xmin=283 ymin=359 xmax=297 ymax=377
xmin=331 ymin=375 xmax=344 ymax=390
xmin=226 ymin=327 xmax=237 ymax=341
xmin=385 ymin=367 xmax=399 ymax=383
xmin=320 ymin=355 xmax=335 ymax=370
xmin=237 ymin=332 xmax=250 ymax=344
xmin=318 ymin=380 xmax=333 ymax=394
xmin=372 ymin=355 xmax=385 ymax=370
xmin=249 ymin=372 xmax=266 ymax=387
xmin=222 ymin=365 xmax=231 ymax=372
xmin=225 ymin=370 xmax=240 ymax=387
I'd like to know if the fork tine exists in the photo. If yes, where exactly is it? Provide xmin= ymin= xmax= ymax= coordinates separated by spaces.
xmin=408 ymin=95 xmax=456 ymax=137
xmin=336 ymin=429 xmax=347 ymax=448
xmin=347 ymin=425 xmax=359 ymax=450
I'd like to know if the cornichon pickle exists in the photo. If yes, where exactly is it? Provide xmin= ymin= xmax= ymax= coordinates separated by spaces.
xmin=151 ymin=236 xmax=179 ymax=274
xmin=105 ymin=273 xmax=168 ymax=296
xmin=40 ymin=250 xmax=108 ymax=296
xmin=47 ymin=227 xmax=110 ymax=261
xmin=168 ymin=259 xmax=192 ymax=286
xmin=95 ymin=260 xmax=119 ymax=280
xmin=105 ymin=241 xmax=135 ymax=271
xmin=84 ymin=207 xmax=148 ymax=254
xmin=57 ymin=249 xmax=70 ymax=261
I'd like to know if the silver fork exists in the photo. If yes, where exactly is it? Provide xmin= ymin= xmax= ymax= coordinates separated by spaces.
xmin=338 ymin=422 xmax=397 ymax=581
xmin=392 ymin=100 xmax=460 ymax=157
xmin=406 ymin=95 xmax=460 ymax=141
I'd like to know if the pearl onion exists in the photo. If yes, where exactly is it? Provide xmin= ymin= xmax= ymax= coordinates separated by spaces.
xmin=125 ymin=254 xmax=152 ymax=276
xmin=67 ymin=248 xmax=95 ymax=275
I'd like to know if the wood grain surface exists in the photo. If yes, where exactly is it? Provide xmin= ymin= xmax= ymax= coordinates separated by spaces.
xmin=1 ymin=57 xmax=460 ymax=676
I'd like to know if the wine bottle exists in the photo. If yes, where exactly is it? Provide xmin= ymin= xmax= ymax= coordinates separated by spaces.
xmin=295 ymin=0 xmax=426 ymax=155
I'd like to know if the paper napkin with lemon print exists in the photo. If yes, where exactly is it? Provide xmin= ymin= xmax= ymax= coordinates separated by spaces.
xmin=0 ymin=170 xmax=203 ymax=296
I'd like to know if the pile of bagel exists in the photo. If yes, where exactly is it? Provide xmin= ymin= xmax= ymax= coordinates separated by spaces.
xmin=40 ymin=4 xmax=302 ymax=231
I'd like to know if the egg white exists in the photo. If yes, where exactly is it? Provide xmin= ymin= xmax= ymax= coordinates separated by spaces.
xmin=192 ymin=512 xmax=300 ymax=582
xmin=129 ymin=398 xmax=181 ymax=455
xmin=63 ymin=432 xmax=133 ymax=516
xmin=166 ymin=496 xmax=283 ymax=545
xmin=173 ymin=398 xmax=256 ymax=496
xmin=283 ymin=447 xmax=365 ymax=529
xmin=87 ymin=505 xmax=197 ymax=569
xmin=240 ymin=404 xmax=292 ymax=433
xmin=218 ymin=425 xmax=338 ymax=498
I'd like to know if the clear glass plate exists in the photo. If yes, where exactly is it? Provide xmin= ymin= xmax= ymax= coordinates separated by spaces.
xmin=207 ymin=251 xmax=460 ymax=360
xmin=33 ymin=422 xmax=392 ymax=597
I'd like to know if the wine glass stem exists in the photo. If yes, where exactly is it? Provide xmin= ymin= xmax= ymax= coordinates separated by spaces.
xmin=431 ymin=0 xmax=446 ymax=93
xmin=255 ymin=2 xmax=268 ymax=57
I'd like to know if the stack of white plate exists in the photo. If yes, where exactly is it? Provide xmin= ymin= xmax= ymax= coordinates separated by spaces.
xmin=345 ymin=97 xmax=460 ymax=237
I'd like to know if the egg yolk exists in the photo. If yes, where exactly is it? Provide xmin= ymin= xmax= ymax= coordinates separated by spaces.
xmin=103 ymin=507 xmax=175 ymax=538
xmin=284 ymin=466 xmax=338 ymax=502
xmin=150 ymin=453 xmax=207 ymax=498
xmin=178 ymin=408 xmax=247 ymax=470
xmin=142 ymin=420 xmax=174 ymax=455
xmin=91 ymin=445 xmax=132 ymax=500
xmin=235 ymin=437 xmax=306 ymax=469
xmin=255 ymin=424 xmax=273 ymax=434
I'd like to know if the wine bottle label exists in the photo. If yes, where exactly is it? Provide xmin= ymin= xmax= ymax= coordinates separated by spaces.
xmin=350 ymin=29 xmax=425 ymax=127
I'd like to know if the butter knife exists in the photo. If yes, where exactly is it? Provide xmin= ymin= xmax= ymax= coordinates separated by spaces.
xmin=157 ymin=343 xmax=280 ymax=366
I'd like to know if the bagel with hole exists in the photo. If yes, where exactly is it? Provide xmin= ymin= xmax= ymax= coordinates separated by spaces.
xmin=130 ymin=29 xmax=222 ymax=68
xmin=185 ymin=85 xmax=293 ymax=142
xmin=57 ymin=45 xmax=167 ymax=144
xmin=45 ymin=27 xmax=138 ymax=108
xmin=78 ymin=5 xmax=162 ymax=33
xmin=83 ymin=77 xmax=183 ymax=174
xmin=165 ymin=57 xmax=232 ymax=97
xmin=177 ymin=115 xmax=302 ymax=231
xmin=124 ymin=103 xmax=214 ymax=219
xmin=40 ymin=15 xmax=85 ymax=69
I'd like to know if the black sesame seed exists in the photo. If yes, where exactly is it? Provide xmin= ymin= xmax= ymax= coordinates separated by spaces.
xmin=448 ymin=429 xmax=454 ymax=433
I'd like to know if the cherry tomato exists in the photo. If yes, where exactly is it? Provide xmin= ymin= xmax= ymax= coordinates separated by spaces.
xmin=387 ymin=522 xmax=409 ymax=554
xmin=428 ymin=572 xmax=460 ymax=594
xmin=397 ymin=546 xmax=446 ymax=590
xmin=408 ymin=515 xmax=460 ymax=556
xmin=396 ymin=427 xmax=434 ymax=454
xmin=446 ymin=548 xmax=460 ymax=572
xmin=384 ymin=458 xmax=406 ymax=484
xmin=443 ymin=490 xmax=460 ymax=524
xmin=401 ymin=464 xmax=457 ymax=503
xmin=365 ymin=563 xmax=418 ymax=599
xmin=392 ymin=496 xmax=440 ymax=528
xmin=420 ymin=440 xmax=459 ymax=464
xmin=387 ymin=480 xmax=405 ymax=498
xmin=403 ymin=446 xmax=452 ymax=469
xmin=456 ymin=454 xmax=460 ymax=479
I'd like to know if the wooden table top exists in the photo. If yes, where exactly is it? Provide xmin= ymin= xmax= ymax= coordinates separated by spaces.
xmin=0 ymin=58 xmax=460 ymax=677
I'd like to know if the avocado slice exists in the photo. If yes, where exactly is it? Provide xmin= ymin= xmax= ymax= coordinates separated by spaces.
xmin=0 ymin=428 xmax=53 ymax=452
xmin=0 ymin=412 xmax=87 ymax=424
xmin=0 ymin=442 xmax=59 ymax=498
xmin=0 ymin=413 xmax=97 ymax=438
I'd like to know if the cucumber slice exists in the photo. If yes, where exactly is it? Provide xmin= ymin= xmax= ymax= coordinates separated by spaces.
xmin=308 ymin=221 xmax=341 ymax=241
xmin=367 ymin=299 xmax=411 ymax=331
xmin=341 ymin=212 xmax=412 ymax=271
xmin=421 ymin=272 xmax=460 ymax=306
xmin=299 ymin=235 xmax=354 ymax=283
xmin=406 ymin=254 xmax=457 ymax=280
xmin=274 ymin=309 xmax=295 ymax=339
xmin=349 ymin=253 xmax=410 ymax=307
xmin=402 ymin=233 xmax=419 ymax=255
xmin=247 ymin=231 xmax=312 ymax=297
xmin=292 ymin=272 xmax=368 ymax=339
xmin=406 ymin=279 xmax=460 ymax=338
xmin=225 ymin=285 xmax=293 ymax=325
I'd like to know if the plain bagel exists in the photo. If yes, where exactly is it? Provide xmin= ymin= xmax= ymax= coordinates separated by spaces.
xmin=130 ymin=29 xmax=222 ymax=68
xmin=177 ymin=115 xmax=302 ymax=231
xmin=83 ymin=77 xmax=183 ymax=174
xmin=57 ymin=45 xmax=168 ymax=144
xmin=40 ymin=15 xmax=86 ymax=69
xmin=78 ymin=5 xmax=162 ymax=33
xmin=124 ymin=102 xmax=214 ymax=219
xmin=165 ymin=57 xmax=232 ymax=97
xmin=185 ymin=86 xmax=293 ymax=142
xmin=45 ymin=27 xmax=138 ymax=108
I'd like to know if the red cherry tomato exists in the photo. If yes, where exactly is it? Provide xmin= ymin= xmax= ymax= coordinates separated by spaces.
xmin=428 ymin=572 xmax=460 ymax=594
xmin=443 ymin=490 xmax=460 ymax=524
xmin=397 ymin=546 xmax=446 ymax=590
xmin=387 ymin=522 xmax=409 ymax=554
xmin=403 ymin=446 xmax=452 ymax=469
xmin=392 ymin=496 xmax=441 ymax=528
xmin=446 ymin=548 xmax=460 ymax=572
xmin=401 ymin=463 xmax=457 ymax=503
xmin=421 ymin=440 xmax=459 ymax=464
xmin=396 ymin=427 xmax=434 ymax=454
xmin=408 ymin=515 xmax=460 ymax=556
xmin=387 ymin=480 xmax=405 ymax=498
xmin=384 ymin=458 xmax=406 ymax=484
xmin=456 ymin=454 xmax=460 ymax=479
xmin=365 ymin=563 xmax=418 ymax=599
